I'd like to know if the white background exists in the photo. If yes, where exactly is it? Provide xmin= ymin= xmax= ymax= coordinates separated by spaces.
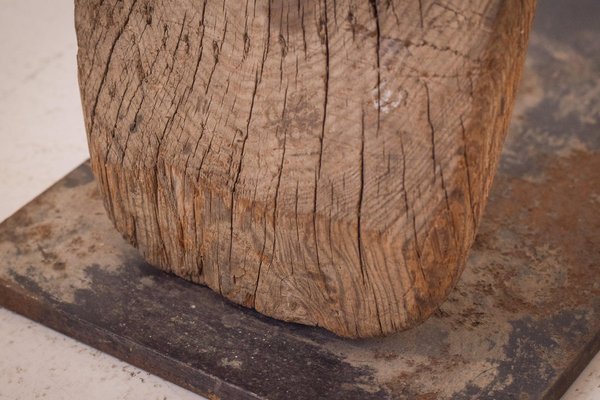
xmin=0 ymin=1 xmax=597 ymax=399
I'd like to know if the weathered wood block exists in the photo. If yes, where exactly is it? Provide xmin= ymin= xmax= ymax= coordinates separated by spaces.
xmin=75 ymin=0 xmax=535 ymax=337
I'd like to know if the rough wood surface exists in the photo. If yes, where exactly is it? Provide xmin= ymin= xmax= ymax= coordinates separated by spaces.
xmin=75 ymin=0 xmax=535 ymax=338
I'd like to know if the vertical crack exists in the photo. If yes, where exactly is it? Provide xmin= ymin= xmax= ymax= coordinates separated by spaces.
xmin=189 ymin=0 xmax=207 ymax=94
xmin=253 ymin=216 xmax=268 ymax=307
xmin=369 ymin=0 xmax=381 ymax=136
xmin=121 ymin=90 xmax=145 ymax=164
xmin=360 ymin=109 xmax=384 ymax=334
xmin=293 ymin=181 xmax=305 ymax=276
xmin=259 ymin=0 xmax=272 ymax=82
xmin=357 ymin=108 xmax=367 ymax=284
xmin=219 ymin=14 xmax=228 ymax=52
xmin=242 ymin=0 xmax=251 ymax=60
xmin=277 ymin=2 xmax=288 ymax=87
xmin=328 ymin=182 xmax=335 ymax=267
xmin=438 ymin=158 xmax=457 ymax=242
xmin=425 ymin=83 xmax=457 ymax=242
xmin=298 ymin=1 xmax=307 ymax=58
xmin=204 ymin=40 xmax=220 ymax=95
xmin=272 ymin=84 xmax=289 ymax=255
xmin=312 ymin=170 xmax=322 ymax=284
xmin=399 ymin=133 xmax=427 ymax=284
xmin=387 ymin=0 xmax=402 ymax=27
xmin=163 ymin=11 xmax=188 ymax=87
xmin=230 ymin=68 xmax=259 ymax=294
xmin=278 ymin=34 xmax=287 ymax=86
xmin=90 ymin=0 xmax=139 ymax=138
xmin=424 ymin=82 xmax=436 ymax=179
xmin=104 ymin=76 xmax=134 ymax=165
xmin=254 ymin=84 xmax=289 ymax=306
xmin=460 ymin=116 xmax=478 ymax=230
xmin=317 ymin=0 xmax=330 ymax=178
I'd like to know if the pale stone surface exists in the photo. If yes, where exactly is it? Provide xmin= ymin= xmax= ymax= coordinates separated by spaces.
xmin=0 ymin=310 xmax=203 ymax=400
xmin=0 ymin=0 xmax=202 ymax=399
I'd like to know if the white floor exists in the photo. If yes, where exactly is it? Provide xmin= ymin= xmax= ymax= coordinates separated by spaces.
xmin=0 ymin=1 xmax=596 ymax=399
xmin=0 ymin=1 xmax=202 ymax=399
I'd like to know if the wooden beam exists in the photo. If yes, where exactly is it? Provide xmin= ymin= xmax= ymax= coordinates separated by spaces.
xmin=75 ymin=0 xmax=536 ymax=338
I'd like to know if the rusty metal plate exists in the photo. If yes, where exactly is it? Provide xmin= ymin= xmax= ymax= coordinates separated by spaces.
xmin=0 ymin=0 xmax=599 ymax=398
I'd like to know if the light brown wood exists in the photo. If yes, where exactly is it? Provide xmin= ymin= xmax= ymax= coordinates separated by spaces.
xmin=75 ymin=0 xmax=535 ymax=338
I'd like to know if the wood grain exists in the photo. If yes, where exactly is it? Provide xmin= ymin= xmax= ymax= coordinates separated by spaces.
xmin=75 ymin=0 xmax=535 ymax=338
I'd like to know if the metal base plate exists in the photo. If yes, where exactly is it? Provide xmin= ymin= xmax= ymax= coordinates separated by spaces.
xmin=1 ymin=1 xmax=599 ymax=398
